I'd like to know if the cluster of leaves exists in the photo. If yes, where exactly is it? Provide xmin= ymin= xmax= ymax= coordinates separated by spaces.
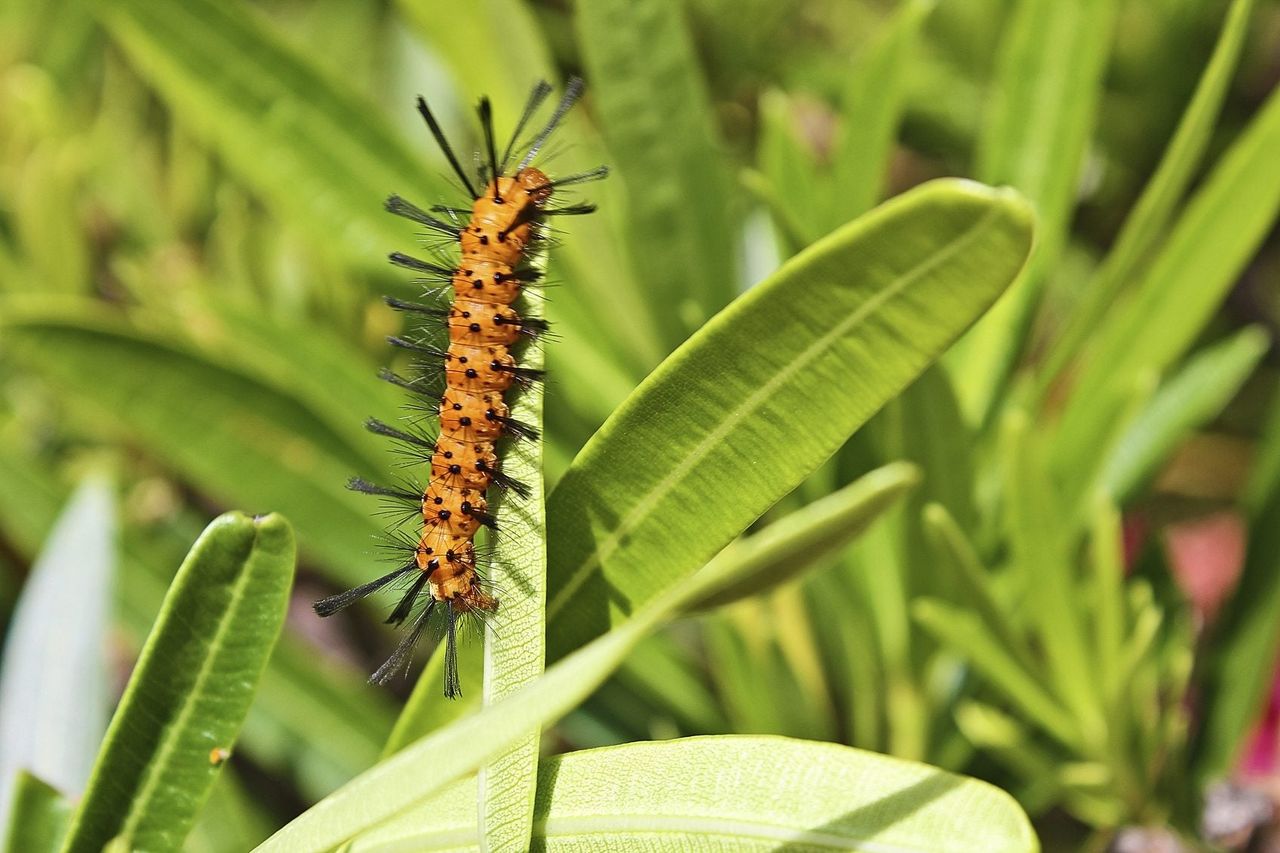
xmin=0 ymin=0 xmax=1277 ymax=850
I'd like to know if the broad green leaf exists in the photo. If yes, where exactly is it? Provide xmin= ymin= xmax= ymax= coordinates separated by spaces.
xmin=0 ymin=298 xmax=383 ymax=587
xmin=952 ymin=0 xmax=1115 ymax=422
xmin=61 ymin=512 xmax=294 ymax=853
xmin=1194 ymin=486 xmax=1280 ymax=780
xmin=690 ymin=461 xmax=920 ymax=610
xmin=352 ymin=737 xmax=1038 ymax=852
xmin=1038 ymin=0 xmax=1257 ymax=392
xmin=96 ymin=0 xmax=440 ymax=273
xmin=545 ymin=179 xmax=1034 ymax=664
xmin=478 ymin=257 xmax=548 ymax=853
xmin=577 ymin=0 xmax=738 ymax=339
xmin=0 ymin=475 xmax=114 ymax=831
xmin=2 ymin=773 xmax=70 ymax=853
xmin=1056 ymin=84 xmax=1280 ymax=454
xmin=1096 ymin=326 xmax=1269 ymax=503
xmin=256 ymin=535 xmax=753 ymax=851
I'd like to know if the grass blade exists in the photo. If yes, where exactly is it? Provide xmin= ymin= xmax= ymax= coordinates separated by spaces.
xmin=0 ymin=299 xmax=385 ymax=587
xmin=828 ymin=0 xmax=934 ymax=222
xmin=1056 ymin=84 xmax=1280 ymax=455
xmin=1194 ymin=485 xmax=1280 ymax=780
xmin=952 ymin=0 xmax=1116 ymax=421
xmin=576 ymin=0 xmax=738 ymax=339
xmin=97 ymin=0 xmax=440 ymax=272
xmin=1096 ymin=326 xmax=1269 ymax=503
xmin=1038 ymin=0 xmax=1258 ymax=393
xmin=60 ymin=512 xmax=294 ymax=853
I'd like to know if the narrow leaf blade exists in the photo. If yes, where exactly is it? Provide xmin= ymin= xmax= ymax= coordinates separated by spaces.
xmin=60 ymin=512 xmax=295 ymax=853
xmin=0 ymin=475 xmax=114 ymax=830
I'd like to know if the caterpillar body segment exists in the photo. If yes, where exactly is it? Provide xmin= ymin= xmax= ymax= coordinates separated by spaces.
xmin=312 ymin=80 xmax=604 ymax=697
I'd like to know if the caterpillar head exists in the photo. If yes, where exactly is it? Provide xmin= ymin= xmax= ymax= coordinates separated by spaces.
xmin=515 ymin=167 xmax=553 ymax=204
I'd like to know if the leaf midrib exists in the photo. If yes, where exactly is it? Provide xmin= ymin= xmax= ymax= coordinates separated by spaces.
xmin=546 ymin=205 xmax=1005 ymax=620
xmin=114 ymin=529 xmax=260 ymax=845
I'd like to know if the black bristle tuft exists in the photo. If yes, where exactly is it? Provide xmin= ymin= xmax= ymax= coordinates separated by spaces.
xmin=385 ymin=197 xmax=461 ymax=237
xmin=517 ymin=77 xmax=583 ymax=172
xmin=414 ymin=97 xmax=479 ymax=198
xmin=313 ymin=564 xmax=414 ymax=617
xmin=501 ymin=81 xmax=553 ymax=173
xmin=366 ymin=417 xmax=436 ymax=450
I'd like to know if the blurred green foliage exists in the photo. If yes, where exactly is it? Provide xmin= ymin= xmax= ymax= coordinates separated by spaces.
xmin=0 ymin=0 xmax=1279 ymax=849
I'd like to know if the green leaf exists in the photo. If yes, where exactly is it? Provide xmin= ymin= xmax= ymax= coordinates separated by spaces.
xmin=689 ymin=461 xmax=920 ymax=610
xmin=96 ymin=0 xmax=440 ymax=272
xmin=259 ymin=544 xmax=1033 ymax=851
xmin=952 ymin=0 xmax=1116 ymax=422
xmin=478 ymin=257 xmax=548 ymax=852
xmin=60 ymin=512 xmax=295 ymax=853
xmin=2 ymin=773 xmax=71 ymax=853
xmin=380 ymin=640 xmax=484 ymax=759
xmin=576 ymin=0 xmax=738 ymax=338
xmin=913 ymin=598 xmax=1079 ymax=750
xmin=922 ymin=503 xmax=1035 ymax=674
xmin=185 ymin=772 xmax=273 ymax=853
xmin=828 ymin=0 xmax=934 ymax=223
xmin=351 ymin=737 xmax=1038 ymax=852
xmin=1194 ymin=486 xmax=1280 ymax=780
xmin=0 ymin=298 xmax=383 ymax=587
xmin=1245 ymin=386 xmax=1280 ymax=517
xmin=1096 ymin=326 xmax=1269 ymax=503
xmin=757 ymin=0 xmax=932 ymax=248
xmin=0 ymin=437 xmax=392 ymax=803
xmin=0 ymin=475 xmax=114 ymax=827
xmin=755 ymin=93 xmax=825 ymax=250
xmin=1001 ymin=411 xmax=1098 ymax=733
xmin=1056 ymin=83 xmax=1280 ymax=454
xmin=545 ymin=178 xmax=1034 ymax=663
xmin=256 ymin=535 xmax=752 ymax=851
xmin=1038 ymin=0 xmax=1257 ymax=392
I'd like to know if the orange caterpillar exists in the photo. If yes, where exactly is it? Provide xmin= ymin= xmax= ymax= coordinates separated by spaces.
xmin=313 ymin=80 xmax=604 ymax=697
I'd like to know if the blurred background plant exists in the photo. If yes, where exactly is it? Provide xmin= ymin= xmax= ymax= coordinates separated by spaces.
xmin=0 ymin=0 xmax=1278 ymax=850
